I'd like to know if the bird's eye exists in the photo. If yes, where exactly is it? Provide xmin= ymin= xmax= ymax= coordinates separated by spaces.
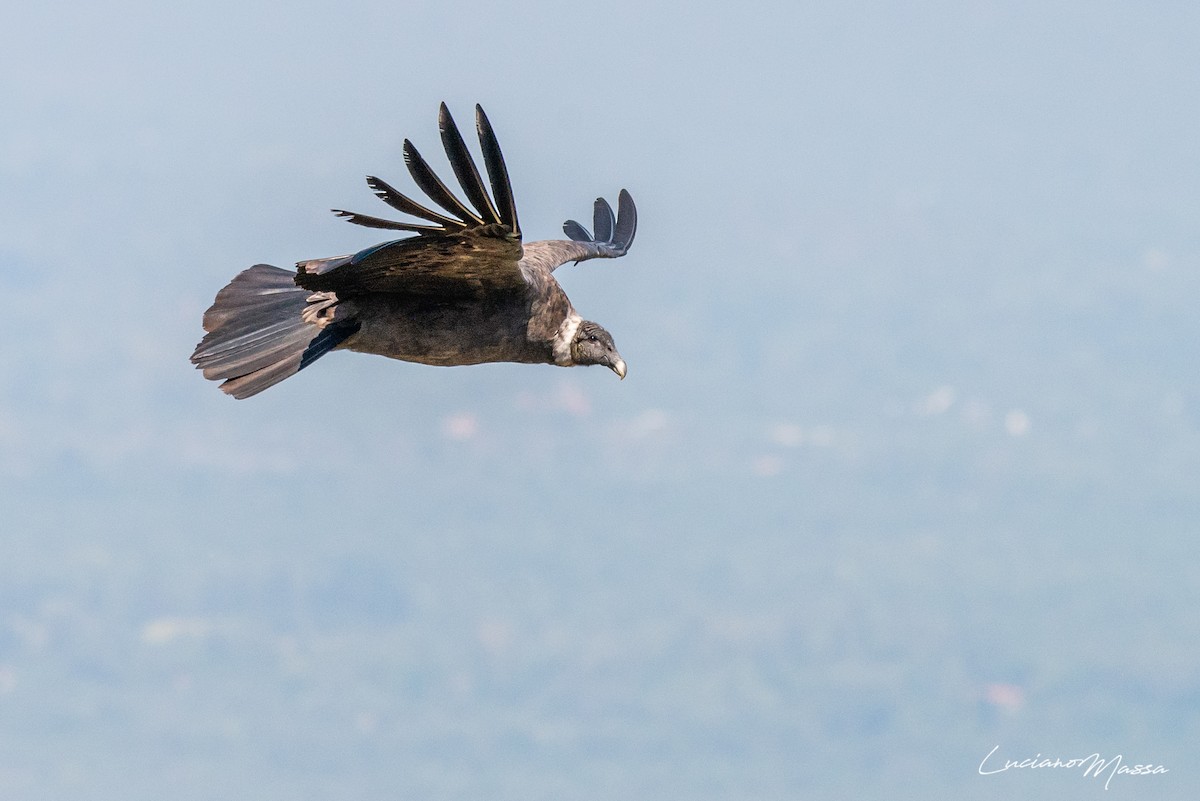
xmin=587 ymin=335 xmax=598 ymax=342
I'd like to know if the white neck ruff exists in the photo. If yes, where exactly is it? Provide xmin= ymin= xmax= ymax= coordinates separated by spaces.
xmin=552 ymin=313 xmax=583 ymax=365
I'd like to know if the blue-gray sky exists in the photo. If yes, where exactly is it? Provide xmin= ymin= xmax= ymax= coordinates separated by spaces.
xmin=3 ymin=2 xmax=1200 ymax=799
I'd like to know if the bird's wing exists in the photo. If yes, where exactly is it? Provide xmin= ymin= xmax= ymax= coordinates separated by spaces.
xmin=522 ymin=190 xmax=637 ymax=274
xmin=297 ymin=104 xmax=524 ymax=296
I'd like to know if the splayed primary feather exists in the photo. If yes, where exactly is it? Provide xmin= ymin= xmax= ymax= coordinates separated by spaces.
xmin=402 ymin=140 xmax=484 ymax=225
xmin=438 ymin=102 xmax=502 ymax=226
xmin=475 ymin=105 xmax=520 ymax=235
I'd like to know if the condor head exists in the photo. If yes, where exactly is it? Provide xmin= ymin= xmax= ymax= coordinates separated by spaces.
xmin=570 ymin=320 xmax=626 ymax=379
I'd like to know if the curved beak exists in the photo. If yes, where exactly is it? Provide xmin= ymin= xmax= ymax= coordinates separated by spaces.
xmin=610 ymin=358 xmax=627 ymax=380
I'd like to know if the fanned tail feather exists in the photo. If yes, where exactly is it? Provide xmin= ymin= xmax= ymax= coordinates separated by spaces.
xmin=190 ymin=264 xmax=358 ymax=399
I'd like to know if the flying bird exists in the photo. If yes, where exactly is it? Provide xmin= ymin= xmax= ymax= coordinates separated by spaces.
xmin=191 ymin=103 xmax=637 ymax=399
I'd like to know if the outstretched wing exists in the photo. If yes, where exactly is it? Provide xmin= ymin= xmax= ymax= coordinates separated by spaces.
xmin=298 ymin=103 xmax=524 ymax=296
xmin=522 ymin=189 xmax=637 ymax=274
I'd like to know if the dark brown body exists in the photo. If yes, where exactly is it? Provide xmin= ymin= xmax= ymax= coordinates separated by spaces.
xmin=342 ymin=278 xmax=565 ymax=367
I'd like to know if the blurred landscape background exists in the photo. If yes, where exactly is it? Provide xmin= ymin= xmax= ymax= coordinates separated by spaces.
xmin=2 ymin=1 xmax=1199 ymax=798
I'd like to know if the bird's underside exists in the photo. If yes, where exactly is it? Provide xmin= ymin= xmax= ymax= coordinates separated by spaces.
xmin=190 ymin=103 xmax=637 ymax=398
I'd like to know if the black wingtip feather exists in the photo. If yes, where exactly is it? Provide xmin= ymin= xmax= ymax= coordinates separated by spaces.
xmin=475 ymin=105 xmax=520 ymax=237
xmin=402 ymin=139 xmax=485 ymax=225
xmin=364 ymin=175 xmax=465 ymax=228
xmin=331 ymin=209 xmax=443 ymax=233
xmin=563 ymin=220 xmax=593 ymax=242
xmin=326 ymin=104 xmax=524 ymax=245
xmin=438 ymin=104 xmax=502 ymax=226
xmin=561 ymin=190 xmax=636 ymax=256
xmin=615 ymin=189 xmax=637 ymax=249
xmin=592 ymin=197 xmax=615 ymax=243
